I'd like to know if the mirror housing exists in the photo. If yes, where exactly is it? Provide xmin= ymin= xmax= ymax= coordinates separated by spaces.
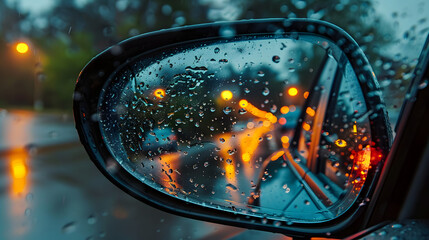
xmin=74 ymin=19 xmax=392 ymax=238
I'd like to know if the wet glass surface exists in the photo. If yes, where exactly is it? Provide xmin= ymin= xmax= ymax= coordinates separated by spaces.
xmin=99 ymin=35 xmax=373 ymax=222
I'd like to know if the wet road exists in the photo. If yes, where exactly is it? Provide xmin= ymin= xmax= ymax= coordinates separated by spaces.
xmin=0 ymin=110 xmax=289 ymax=240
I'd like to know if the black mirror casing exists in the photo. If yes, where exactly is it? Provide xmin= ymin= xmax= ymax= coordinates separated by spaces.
xmin=73 ymin=19 xmax=392 ymax=238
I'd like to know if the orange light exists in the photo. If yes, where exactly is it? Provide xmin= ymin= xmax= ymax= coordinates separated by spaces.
xmin=288 ymin=87 xmax=298 ymax=97
xmin=278 ymin=117 xmax=287 ymax=125
xmin=303 ymin=91 xmax=309 ymax=99
xmin=242 ymin=153 xmax=250 ymax=162
xmin=11 ymin=160 xmax=27 ymax=179
xmin=271 ymin=151 xmax=285 ymax=161
xmin=239 ymin=99 xmax=248 ymax=108
xmin=154 ymin=88 xmax=166 ymax=99
xmin=221 ymin=90 xmax=233 ymax=100
xmin=281 ymin=136 xmax=289 ymax=143
xmin=16 ymin=42 xmax=29 ymax=54
xmin=280 ymin=106 xmax=289 ymax=114
xmin=306 ymin=107 xmax=316 ymax=117
xmin=302 ymin=123 xmax=311 ymax=131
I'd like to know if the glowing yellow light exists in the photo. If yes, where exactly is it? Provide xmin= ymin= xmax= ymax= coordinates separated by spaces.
xmin=239 ymin=99 xmax=248 ymax=108
xmin=303 ymin=123 xmax=311 ymax=131
xmin=154 ymin=88 xmax=166 ymax=99
xmin=11 ymin=160 xmax=27 ymax=179
xmin=281 ymin=136 xmax=289 ymax=144
xmin=16 ymin=42 xmax=29 ymax=54
xmin=221 ymin=90 xmax=233 ymax=100
xmin=242 ymin=153 xmax=250 ymax=162
xmin=303 ymin=91 xmax=309 ymax=99
xmin=280 ymin=106 xmax=289 ymax=114
xmin=352 ymin=121 xmax=357 ymax=134
xmin=306 ymin=107 xmax=316 ymax=117
xmin=335 ymin=139 xmax=347 ymax=148
xmin=288 ymin=87 xmax=298 ymax=97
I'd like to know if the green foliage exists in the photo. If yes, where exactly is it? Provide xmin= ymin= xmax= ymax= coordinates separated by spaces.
xmin=40 ymin=32 xmax=96 ymax=109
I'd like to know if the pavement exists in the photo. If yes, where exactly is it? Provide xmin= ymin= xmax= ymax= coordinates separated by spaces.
xmin=0 ymin=110 xmax=289 ymax=240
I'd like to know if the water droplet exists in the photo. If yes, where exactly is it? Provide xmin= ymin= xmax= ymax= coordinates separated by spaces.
xmin=62 ymin=222 xmax=77 ymax=234
xmin=304 ymin=200 xmax=310 ymax=205
xmin=272 ymin=55 xmax=280 ymax=63
xmin=238 ymin=108 xmax=247 ymax=114
xmin=87 ymin=214 xmax=97 ymax=224
xmin=226 ymin=183 xmax=238 ymax=191
xmin=270 ymin=105 xmax=277 ymax=113
xmin=24 ymin=208 xmax=32 ymax=216
xmin=210 ymin=107 xmax=216 ymax=112
xmin=219 ymin=26 xmax=236 ymax=38
xmin=391 ymin=223 xmax=403 ymax=229
xmin=214 ymin=47 xmax=220 ymax=54
xmin=226 ymin=158 xmax=232 ymax=164
xmin=219 ymin=138 xmax=226 ymax=143
xmin=204 ymin=162 xmax=209 ymax=167
xmin=210 ymin=126 xmax=215 ymax=131
xmin=26 ymin=193 xmax=34 ymax=202
xmin=262 ymin=88 xmax=270 ymax=96
xmin=223 ymin=107 xmax=232 ymax=114
xmin=419 ymin=79 xmax=428 ymax=89
xmin=244 ymin=88 xmax=250 ymax=93
xmin=99 ymin=231 xmax=106 ymax=238
xmin=176 ymin=119 xmax=182 ymax=124
xmin=257 ymin=71 xmax=265 ymax=77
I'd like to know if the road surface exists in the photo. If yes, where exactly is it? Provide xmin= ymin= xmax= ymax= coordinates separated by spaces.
xmin=0 ymin=110 xmax=289 ymax=240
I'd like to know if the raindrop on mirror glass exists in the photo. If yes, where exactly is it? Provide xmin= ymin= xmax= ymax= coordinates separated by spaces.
xmin=223 ymin=107 xmax=232 ymax=114
xmin=262 ymin=88 xmax=270 ymax=96
xmin=87 ymin=214 xmax=97 ymax=224
xmin=62 ymin=222 xmax=77 ymax=234
xmin=214 ymin=47 xmax=220 ymax=54
xmin=272 ymin=55 xmax=280 ymax=63
xmin=24 ymin=208 xmax=32 ymax=216
xmin=419 ymin=79 xmax=428 ymax=89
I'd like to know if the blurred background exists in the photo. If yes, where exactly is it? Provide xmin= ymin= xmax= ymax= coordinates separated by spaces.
xmin=0 ymin=0 xmax=428 ymax=239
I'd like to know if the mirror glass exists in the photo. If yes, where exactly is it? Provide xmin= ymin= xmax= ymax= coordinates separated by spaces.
xmin=98 ymin=35 xmax=373 ymax=223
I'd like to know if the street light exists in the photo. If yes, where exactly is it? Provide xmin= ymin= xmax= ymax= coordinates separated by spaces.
xmin=16 ymin=42 xmax=29 ymax=54
xmin=14 ymin=40 xmax=44 ymax=110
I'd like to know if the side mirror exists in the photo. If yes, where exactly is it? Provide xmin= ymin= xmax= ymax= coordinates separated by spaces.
xmin=74 ymin=19 xmax=392 ymax=238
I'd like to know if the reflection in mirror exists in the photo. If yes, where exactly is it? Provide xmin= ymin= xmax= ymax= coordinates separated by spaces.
xmin=98 ymin=35 xmax=373 ymax=223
